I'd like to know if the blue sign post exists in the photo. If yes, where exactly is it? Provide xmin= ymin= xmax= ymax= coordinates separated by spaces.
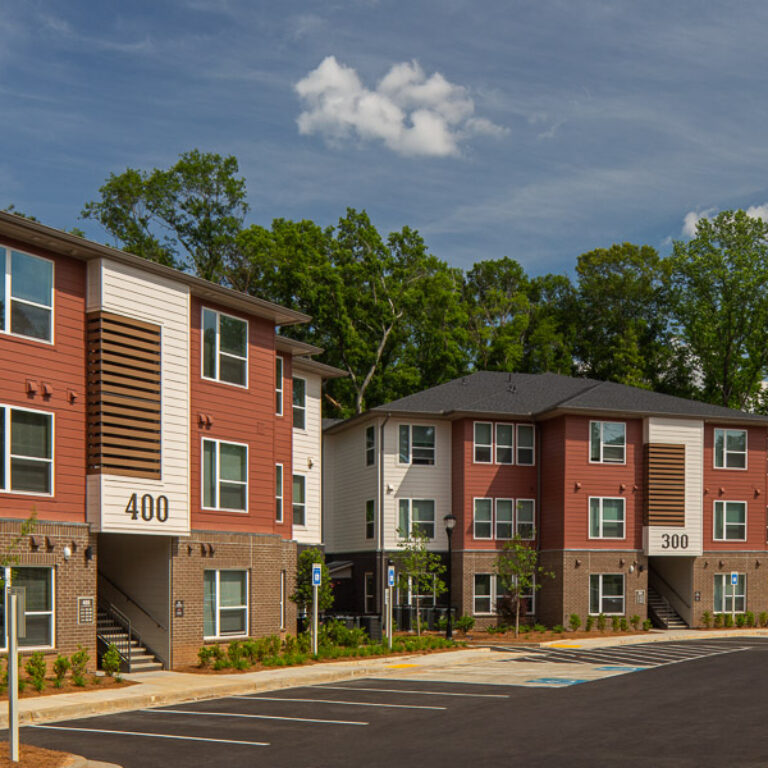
xmin=386 ymin=565 xmax=396 ymax=649
xmin=731 ymin=572 xmax=738 ymax=586
xmin=388 ymin=565 xmax=395 ymax=588
xmin=311 ymin=563 xmax=322 ymax=655
xmin=312 ymin=563 xmax=322 ymax=587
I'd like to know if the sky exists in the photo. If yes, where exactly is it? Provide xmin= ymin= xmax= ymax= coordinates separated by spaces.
xmin=3 ymin=0 xmax=768 ymax=276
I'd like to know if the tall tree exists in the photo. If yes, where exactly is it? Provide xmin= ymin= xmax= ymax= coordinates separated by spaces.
xmin=670 ymin=210 xmax=768 ymax=409
xmin=82 ymin=150 xmax=248 ymax=281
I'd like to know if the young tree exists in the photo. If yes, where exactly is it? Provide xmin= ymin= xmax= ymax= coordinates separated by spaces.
xmin=394 ymin=528 xmax=446 ymax=636
xmin=494 ymin=535 xmax=553 ymax=638
xmin=290 ymin=547 xmax=334 ymax=615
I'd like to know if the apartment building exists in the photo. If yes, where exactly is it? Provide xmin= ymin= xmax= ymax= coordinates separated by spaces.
xmin=323 ymin=371 xmax=768 ymax=628
xmin=0 ymin=211 xmax=338 ymax=670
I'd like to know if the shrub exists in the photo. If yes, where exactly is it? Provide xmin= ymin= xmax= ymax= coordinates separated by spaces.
xmin=455 ymin=615 xmax=475 ymax=634
xmin=519 ymin=624 xmax=531 ymax=634
xmin=629 ymin=615 xmax=641 ymax=631
xmin=585 ymin=616 xmax=595 ymax=632
xmin=642 ymin=619 xmax=652 ymax=631
xmin=227 ymin=641 xmax=249 ymax=670
xmin=745 ymin=611 xmax=755 ymax=628
xmin=713 ymin=613 xmax=723 ymax=628
xmin=619 ymin=617 xmax=629 ymax=632
xmin=297 ymin=633 xmax=311 ymax=655
xmin=611 ymin=616 xmax=621 ymax=632
xmin=701 ymin=610 xmax=712 ymax=628
xmin=436 ymin=615 xmax=448 ymax=632
xmin=597 ymin=614 xmax=607 ymax=632
xmin=71 ymin=646 xmax=89 ymax=687
xmin=724 ymin=614 xmax=734 ymax=628
xmin=25 ymin=651 xmax=46 ymax=692
xmin=533 ymin=623 xmax=546 ymax=633
xmin=569 ymin=614 xmax=581 ymax=632
xmin=552 ymin=624 xmax=565 ymax=634
xmin=320 ymin=621 xmax=368 ymax=648
xmin=53 ymin=655 xmax=70 ymax=688
xmin=735 ymin=613 xmax=746 ymax=628
xmin=101 ymin=644 xmax=121 ymax=678
xmin=759 ymin=611 xmax=768 ymax=628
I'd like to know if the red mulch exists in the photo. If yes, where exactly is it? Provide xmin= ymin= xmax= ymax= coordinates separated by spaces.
xmin=0 ymin=742 xmax=79 ymax=767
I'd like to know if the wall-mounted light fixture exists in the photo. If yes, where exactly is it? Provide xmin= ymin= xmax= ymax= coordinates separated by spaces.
xmin=84 ymin=546 xmax=94 ymax=561
xmin=62 ymin=545 xmax=72 ymax=561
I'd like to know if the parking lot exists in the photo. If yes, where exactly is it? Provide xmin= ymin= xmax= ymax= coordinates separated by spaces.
xmin=16 ymin=637 xmax=768 ymax=767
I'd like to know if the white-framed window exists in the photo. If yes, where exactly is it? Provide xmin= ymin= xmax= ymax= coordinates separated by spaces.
xmin=495 ymin=423 xmax=514 ymax=464
xmin=292 ymin=474 xmax=306 ymax=526
xmin=403 ymin=574 xmax=438 ymax=606
xmin=714 ymin=573 xmax=746 ymax=613
xmin=204 ymin=569 xmax=249 ymax=639
xmin=495 ymin=499 xmax=514 ymax=539
xmin=292 ymin=377 xmax=306 ymax=430
xmin=516 ymin=424 xmax=535 ymax=465
xmin=589 ymin=497 xmax=625 ymax=539
xmin=0 ymin=405 xmax=54 ymax=496
xmin=589 ymin=421 xmax=626 ymax=464
xmin=202 ymin=438 xmax=247 ymax=512
xmin=365 ymin=425 xmax=376 ymax=467
xmin=275 ymin=463 xmax=283 ymax=522
xmin=398 ymin=498 xmax=435 ymax=539
xmin=0 ymin=246 xmax=54 ymax=343
xmin=398 ymin=425 xmax=436 ymax=465
xmin=365 ymin=499 xmax=375 ymax=540
xmin=275 ymin=356 xmax=284 ymax=415
xmin=0 ymin=567 xmax=55 ymax=649
xmin=714 ymin=428 xmax=747 ymax=470
xmin=473 ymin=422 xmax=493 ymax=463
xmin=279 ymin=570 xmax=286 ymax=630
xmin=516 ymin=499 xmax=535 ymax=539
xmin=364 ymin=572 xmax=375 ymax=613
xmin=202 ymin=307 xmax=248 ymax=387
xmin=714 ymin=500 xmax=747 ymax=541
xmin=589 ymin=573 xmax=625 ymax=615
xmin=473 ymin=498 xmax=493 ymax=539
xmin=473 ymin=573 xmax=534 ymax=616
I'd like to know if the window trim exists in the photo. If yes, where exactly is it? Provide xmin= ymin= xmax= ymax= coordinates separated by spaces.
xmin=365 ymin=425 xmax=376 ymax=467
xmin=515 ymin=498 xmax=536 ymax=540
xmin=201 ymin=307 xmax=249 ymax=389
xmin=589 ymin=420 xmax=626 ymax=465
xmin=713 ymin=499 xmax=747 ymax=542
xmin=495 ymin=498 xmax=515 ymax=540
xmin=0 ymin=245 xmax=55 ymax=346
xmin=203 ymin=568 xmax=249 ymax=641
xmin=713 ymin=428 xmax=748 ymax=471
xmin=515 ymin=423 xmax=536 ymax=466
xmin=473 ymin=573 xmax=535 ymax=616
xmin=473 ymin=497 xmax=493 ymax=540
xmin=398 ymin=424 xmax=436 ymax=466
xmin=0 ymin=566 xmax=56 ymax=651
xmin=1 ymin=404 xmax=55 ymax=498
xmin=275 ymin=463 xmax=283 ymax=523
xmin=473 ymin=573 xmax=494 ymax=615
xmin=494 ymin=422 xmax=515 ymax=465
xmin=589 ymin=573 xmax=625 ymax=616
xmin=364 ymin=572 xmax=375 ymax=614
xmin=201 ymin=437 xmax=248 ymax=514
xmin=588 ymin=496 xmax=626 ymax=540
xmin=473 ymin=421 xmax=493 ymax=464
xmin=292 ymin=472 xmax=306 ymax=527
xmin=292 ymin=375 xmax=307 ymax=431
xmin=275 ymin=356 xmax=284 ymax=416
xmin=279 ymin=570 xmax=286 ymax=630
xmin=365 ymin=499 xmax=375 ymax=540
xmin=714 ymin=572 xmax=746 ymax=614
xmin=397 ymin=498 xmax=436 ymax=540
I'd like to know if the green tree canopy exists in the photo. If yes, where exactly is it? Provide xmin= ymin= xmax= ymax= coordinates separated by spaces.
xmin=290 ymin=547 xmax=334 ymax=613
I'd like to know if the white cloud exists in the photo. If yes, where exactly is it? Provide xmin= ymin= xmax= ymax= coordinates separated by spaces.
xmin=745 ymin=203 xmax=768 ymax=222
xmin=681 ymin=203 xmax=768 ymax=236
xmin=294 ymin=56 xmax=506 ymax=157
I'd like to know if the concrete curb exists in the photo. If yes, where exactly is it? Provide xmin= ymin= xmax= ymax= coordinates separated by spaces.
xmin=65 ymin=758 xmax=122 ymax=768
xmin=540 ymin=628 xmax=768 ymax=649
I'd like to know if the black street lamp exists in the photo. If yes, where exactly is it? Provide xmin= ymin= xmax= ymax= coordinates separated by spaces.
xmin=444 ymin=513 xmax=456 ymax=640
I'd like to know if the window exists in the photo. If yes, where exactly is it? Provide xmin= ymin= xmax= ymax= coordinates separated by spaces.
xmin=398 ymin=499 xmax=435 ymax=539
xmin=474 ymin=422 xmax=492 ymax=463
xmin=204 ymin=570 xmax=248 ymax=638
xmin=495 ymin=499 xmax=514 ymax=539
xmin=0 ymin=247 xmax=54 ymax=343
xmin=516 ymin=425 xmax=535 ymax=465
xmin=202 ymin=439 xmax=247 ymax=512
xmin=279 ymin=571 xmax=286 ymax=630
xmin=589 ymin=497 xmax=625 ymax=539
xmin=293 ymin=474 xmax=306 ymax=526
xmin=202 ymin=308 xmax=247 ymax=387
xmin=516 ymin=499 xmax=535 ymax=540
xmin=364 ymin=572 xmax=375 ymax=613
xmin=473 ymin=498 xmax=493 ymax=539
xmin=714 ymin=500 xmax=747 ymax=541
xmin=292 ymin=377 xmax=306 ymax=429
xmin=398 ymin=425 xmax=435 ymax=465
xmin=714 ymin=573 xmax=746 ymax=613
xmin=589 ymin=421 xmax=625 ymax=464
xmin=589 ymin=574 xmax=625 ymax=615
xmin=474 ymin=574 xmax=493 ymax=614
xmin=495 ymin=424 xmax=514 ymax=464
xmin=714 ymin=428 xmax=747 ymax=469
xmin=0 ymin=406 xmax=53 ymax=495
xmin=0 ymin=567 xmax=55 ymax=648
xmin=275 ymin=464 xmax=283 ymax=522
xmin=275 ymin=356 xmax=284 ymax=415
xmin=365 ymin=499 xmax=375 ymax=540
xmin=365 ymin=426 xmax=375 ymax=466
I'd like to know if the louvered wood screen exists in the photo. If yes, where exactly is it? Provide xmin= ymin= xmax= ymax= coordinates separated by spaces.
xmin=87 ymin=311 xmax=162 ymax=479
xmin=644 ymin=443 xmax=685 ymax=526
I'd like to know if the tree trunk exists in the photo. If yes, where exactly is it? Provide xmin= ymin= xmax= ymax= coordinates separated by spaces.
xmin=415 ymin=595 xmax=421 ymax=637
xmin=515 ymin=596 xmax=520 ymax=639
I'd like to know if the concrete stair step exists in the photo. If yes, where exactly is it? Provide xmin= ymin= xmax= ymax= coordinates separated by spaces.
xmin=128 ymin=662 xmax=163 ymax=672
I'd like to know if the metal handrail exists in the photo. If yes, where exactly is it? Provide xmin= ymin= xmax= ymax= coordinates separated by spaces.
xmin=98 ymin=601 xmax=133 ymax=670
xmin=98 ymin=572 xmax=167 ymax=631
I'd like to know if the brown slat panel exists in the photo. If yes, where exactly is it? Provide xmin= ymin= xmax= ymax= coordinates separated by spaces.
xmin=645 ymin=442 xmax=685 ymax=527
xmin=88 ymin=353 xmax=161 ymax=374
xmin=90 ymin=414 xmax=161 ymax=430
xmin=97 ymin=329 xmax=160 ymax=354
xmin=99 ymin=392 xmax=161 ymax=409
xmin=93 ymin=446 xmax=162 ymax=461
xmin=92 ymin=341 xmax=160 ymax=364
xmin=89 ymin=310 xmax=161 ymax=335
xmin=87 ymin=467 xmax=161 ymax=480
xmin=91 ymin=374 xmax=161 ymax=395
xmin=90 ymin=317 xmax=163 ymax=345
xmin=93 ymin=426 xmax=161 ymax=441
xmin=90 ymin=362 xmax=162 ymax=382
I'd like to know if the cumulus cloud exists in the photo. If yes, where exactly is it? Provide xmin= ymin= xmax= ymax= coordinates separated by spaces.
xmin=294 ymin=56 xmax=506 ymax=157
xmin=682 ymin=204 xmax=768 ymax=236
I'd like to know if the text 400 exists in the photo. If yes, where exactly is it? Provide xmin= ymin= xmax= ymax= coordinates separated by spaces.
xmin=125 ymin=493 xmax=169 ymax=522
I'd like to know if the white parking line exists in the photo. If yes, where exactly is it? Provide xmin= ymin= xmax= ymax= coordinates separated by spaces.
xmin=28 ymin=724 xmax=269 ymax=747
xmin=235 ymin=695 xmax=446 ymax=710
xmin=145 ymin=708 xmax=368 ymax=726
xmin=318 ymin=685 xmax=509 ymax=698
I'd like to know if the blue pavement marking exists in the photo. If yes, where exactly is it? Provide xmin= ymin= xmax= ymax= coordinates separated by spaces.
xmin=526 ymin=678 xmax=589 ymax=686
xmin=596 ymin=666 xmax=648 ymax=672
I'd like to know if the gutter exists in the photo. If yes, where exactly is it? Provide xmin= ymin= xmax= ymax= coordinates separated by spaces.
xmin=377 ymin=413 xmax=391 ymax=615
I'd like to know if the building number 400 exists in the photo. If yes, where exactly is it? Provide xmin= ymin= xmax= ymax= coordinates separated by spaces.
xmin=125 ymin=493 xmax=170 ymax=523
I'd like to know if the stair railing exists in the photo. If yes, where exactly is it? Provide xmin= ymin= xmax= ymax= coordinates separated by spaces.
xmin=97 ymin=602 xmax=133 ymax=670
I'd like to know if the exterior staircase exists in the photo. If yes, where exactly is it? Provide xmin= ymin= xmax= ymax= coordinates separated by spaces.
xmin=97 ymin=609 xmax=163 ymax=672
xmin=647 ymin=586 xmax=688 ymax=629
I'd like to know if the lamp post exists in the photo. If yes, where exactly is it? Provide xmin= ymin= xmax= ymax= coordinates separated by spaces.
xmin=444 ymin=513 xmax=456 ymax=640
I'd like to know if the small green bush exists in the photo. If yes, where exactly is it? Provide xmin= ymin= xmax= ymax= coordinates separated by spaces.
xmin=745 ymin=611 xmax=755 ymax=628
xmin=519 ymin=624 xmax=531 ymax=634
xmin=455 ymin=615 xmax=475 ymax=634
xmin=101 ymin=644 xmax=121 ymax=678
xmin=71 ymin=646 xmax=90 ymax=687
xmin=227 ymin=640 xmax=249 ymax=670
xmin=619 ymin=617 xmax=629 ymax=632
xmin=724 ymin=614 xmax=734 ymax=628
xmin=611 ymin=616 xmax=621 ymax=632
xmin=597 ymin=613 xmax=607 ymax=632
xmin=568 ymin=614 xmax=581 ymax=632
xmin=701 ymin=610 xmax=712 ymax=628
xmin=630 ymin=615 xmax=641 ymax=631
xmin=759 ymin=611 xmax=768 ymax=628
xmin=53 ymin=655 xmax=70 ymax=689
xmin=735 ymin=613 xmax=746 ymax=628
xmin=642 ymin=619 xmax=652 ymax=631
xmin=436 ymin=615 xmax=448 ymax=632
xmin=585 ymin=616 xmax=595 ymax=632
xmin=533 ymin=623 xmax=546 ymax=633
xmin=551 ymin=624 xmax=565 ymax=634
xmin=714 ymin=613 xmax=723 ymax=628
xmin=25 ymin=651 xmax=46 ymax=692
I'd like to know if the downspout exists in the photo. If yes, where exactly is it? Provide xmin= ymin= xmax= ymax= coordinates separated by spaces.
xmin=536 ymin=423 xmax=542 ymax=621
xmin=378 ymin=413 xmax=391 ymax=618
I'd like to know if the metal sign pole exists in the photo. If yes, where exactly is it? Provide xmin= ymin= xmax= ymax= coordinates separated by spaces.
xmin=311 ymin=562 xmax=321 ymax=656
xmin=9 ymin=591 xmax=18 ymax=763
xmin=387 ymin=565 xmax=395 ymax=650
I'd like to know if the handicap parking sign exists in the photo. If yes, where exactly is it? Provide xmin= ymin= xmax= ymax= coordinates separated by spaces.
xmin=312 ymin=563 xmax=322 ymax=586
xmin=731 ymin=572 xmax=739 ymax=586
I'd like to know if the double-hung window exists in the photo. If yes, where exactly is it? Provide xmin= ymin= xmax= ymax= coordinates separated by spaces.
xmin=516 ymin=425 xmax=535 ymax=465
xmin=589 ymin=421 xmax=626 ymax=464
xmin=202 ymin=308 xmax=248 ymax=387
xmin=589 ymin=497 xmax=625 ymax=539
xmin=365 ymin=426 xmax=375 ymax=466
xmin=292 ymin=474 xmax=306 ymax=526
xmin=714 ymin=429 xmax=747 ymax=469
xmin=292 ymin=377 xmax=306 ymax=429
xmin=398 ymin=499 xmax=435 ymax=539
xmin=473 ymin=498 xmax=493 ymax=539
xmin=473 ymin=574 xmax=493 ymax=614
xmin=0 ymin=567 xmax=55 ymax=648
xmin=0 ymin=406 xmax=53 ymax=495
xmin=714 ymin=500 xmax=746 ymax=541
xmin=495 ymin=499 xmax=514 ymax=539
xmin=495 ymin=424 xmax=514 ymax=464
xmin=714 ymin=573 xmax=746 ymax=613
xmin=275 ymin=357 xmax=284 ymax=415
xmin=275 ymin=464 xmax=283 ymax=522
xmin=202 ymin=439 xmax=247 ymax=512
xmin=0 ymin=247 xmax=54 ymax=343
xmin=516 ymin=499 xmax=535 ymax=539
xmin=474 ymin=422 xmax=493 ymax=463
xmin=204 ymin=569 xmax=248 ymax=638
xmin=589 ymin=573 xmax=625 ymax=615
xmin=365 ymin=499 xmax=375 ymax=539
xmin=398 ymin=425 xmax=435 ymax=465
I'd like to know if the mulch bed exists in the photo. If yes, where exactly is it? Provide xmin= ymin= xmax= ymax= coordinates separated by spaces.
xmin=0 ymin=742 xmax=80 ymax=767
xmin=0 ymin=675 xmax=135 ymax=701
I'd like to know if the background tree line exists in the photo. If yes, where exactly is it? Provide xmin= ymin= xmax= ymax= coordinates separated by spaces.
xmin=52 ymin=149 xmax=768 ymax=416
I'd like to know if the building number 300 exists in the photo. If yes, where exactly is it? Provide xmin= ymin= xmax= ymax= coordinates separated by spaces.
xmin=661 ymin=533 xmax=689 ymax=550
xmin=125 ymin=493 xmax=169 ymax=523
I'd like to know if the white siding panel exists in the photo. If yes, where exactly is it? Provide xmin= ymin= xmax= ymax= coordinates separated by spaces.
xmin=292 ymin=372 xmax=322 ymax=545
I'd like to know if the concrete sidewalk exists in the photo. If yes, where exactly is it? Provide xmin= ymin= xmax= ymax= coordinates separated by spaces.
xmin=541 ymin=627 xmax=768 ymax=649
xmin=5 ymin=648 xmax=490 ymax=730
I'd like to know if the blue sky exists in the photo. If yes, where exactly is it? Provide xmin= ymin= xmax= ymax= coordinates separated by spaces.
xmin=3 ymin=0 xmax=768 ymax=275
